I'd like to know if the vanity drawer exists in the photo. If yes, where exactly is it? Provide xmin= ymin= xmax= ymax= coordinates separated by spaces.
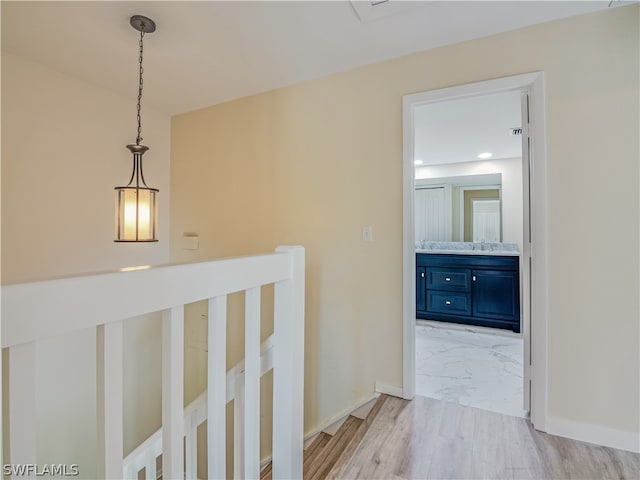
xmin=427 ymin=292 xmax=471 ymax=316
xmin=427 ymin=268 xmax=470 ymax=292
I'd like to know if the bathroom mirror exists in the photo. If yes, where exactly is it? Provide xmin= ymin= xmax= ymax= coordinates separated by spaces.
xmin=415 ymin=173 xmax=502 ymax=243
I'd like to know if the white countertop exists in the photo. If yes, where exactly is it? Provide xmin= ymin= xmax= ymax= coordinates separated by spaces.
xmin=415 ymin=241 xmax=520 ymax=257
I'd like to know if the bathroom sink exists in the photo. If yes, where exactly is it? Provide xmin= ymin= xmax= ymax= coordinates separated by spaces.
xmin=415 ymin=241 xmax=519 ymax=256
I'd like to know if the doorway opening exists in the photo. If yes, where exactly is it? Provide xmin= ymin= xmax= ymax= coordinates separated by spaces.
xmin=402 ymin=73 xmax=549 ymax=430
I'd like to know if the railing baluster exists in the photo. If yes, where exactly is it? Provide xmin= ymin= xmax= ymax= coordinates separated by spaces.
xmin=97 ymin=321 xmax=124 ymax=479
xmin=185 ymin=410 xmax=198 ymax=479
xmin=162 ymin=306 xmax=185 ymax=479
xmin=208 ymin=295 xmax=227 ymax=480
xmin=272 ymin=246 xmax=305 ymax=480
xmin=9 ymin=343 xmax=37 ymax=479
xmin=234 ymin=371 xmax=245 ymax=479
xmin=244 ymin=286 xmax=261 ymax=478
xmin=124 ymin=464 xmax=137 ymax=480
xmin=145 ymin=451 xmax=157 ymax=480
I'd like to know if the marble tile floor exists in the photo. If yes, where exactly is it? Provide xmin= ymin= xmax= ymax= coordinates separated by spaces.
xmin=415 ymin=321 xmax=528 ymax=418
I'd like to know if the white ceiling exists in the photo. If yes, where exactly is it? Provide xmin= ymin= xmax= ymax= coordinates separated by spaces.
xmin=1 ymin=1 xmax=619 ymax=115
xmin=414 ymin=90 xmax=523 ymax=165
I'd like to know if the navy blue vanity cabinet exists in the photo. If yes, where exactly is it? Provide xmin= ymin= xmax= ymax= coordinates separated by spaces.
xmin=416 ymin=255 xmax=429 ymax=319
xmin=416 ymin=266 xmax=426 ymax=312
xmin=416 ymin=253 xmax=521 ymax=332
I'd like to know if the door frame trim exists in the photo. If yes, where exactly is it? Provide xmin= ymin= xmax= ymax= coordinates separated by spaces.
xmin=401 ymin=72 xmax=548 ymax=430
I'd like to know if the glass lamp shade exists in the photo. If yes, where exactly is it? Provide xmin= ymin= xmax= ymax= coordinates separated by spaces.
xmin=115 ymin=186 xmax=158 ymax=242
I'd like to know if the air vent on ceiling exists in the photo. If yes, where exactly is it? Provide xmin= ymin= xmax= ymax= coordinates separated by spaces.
xmin=510 ymin=127 xmax=523 ymax=136
xmin=351 ymin=0 xmax=425 ymax=23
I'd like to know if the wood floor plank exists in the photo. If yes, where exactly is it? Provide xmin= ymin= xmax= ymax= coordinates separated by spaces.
xmin=503 ymin=414 xmax=550 ymax=480
xmin=327 ymin=395 xmax=388 ymax=479
xmin=582 ymin=443 xmax=634 ymax=480
xmin=424 ymin=401 xmax=475 ymax=480
xmin=335 ymin=394 xmax=640 ymax=480
xmin=259 ymin=461 xmax=272 ymax=480
xmin=470 ymin=407 xmax=514 ymax=479
xmin=339 ymin=395 xmax=411 ymax=479
xmin=304 ymin=432 xmax=332 ymax=473
xmin=261 ymin=394 xmax=640 ymax=480
xmin=377 ymin=396 xmax=439 ymax=479
xmin=392 ymin=396 xmax=446 ymax=479
xmin=560 ymin=437 xmax=612 ymax=479
xmin=615 ymin=446 xmax=640 ymax=479
xmin=261 ymin=431 xmax=332 ymax=480
xmin=307 ymin=416 xmax=363 ymax=480
xmin=529 ymin=428 xmax=570 ymax=479
xmin=541 ymin=433 xmax=638 ymax=480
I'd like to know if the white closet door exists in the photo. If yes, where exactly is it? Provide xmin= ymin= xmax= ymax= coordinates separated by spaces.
xmin=415 ymin=187 xmax=447 ymax=242
xmin=472 ymin=199 xmax=501 ymax=242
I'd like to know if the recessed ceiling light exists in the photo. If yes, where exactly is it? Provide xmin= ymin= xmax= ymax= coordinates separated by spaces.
xmin=477 ymin=152 xmax=493 ymax=159
xmin=414 ymin=159 xmax=424 ymax=166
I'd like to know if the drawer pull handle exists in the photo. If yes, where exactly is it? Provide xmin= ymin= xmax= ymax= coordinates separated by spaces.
xmin=421 ymin=272 xmax=425 ymax=278
xmin=445 ymin=300 xmax=452 ymax=305
xmin=445 ymin=277 xmax=451 ymax=281
xmin=473 ymin=275 xmax=477 ymax=281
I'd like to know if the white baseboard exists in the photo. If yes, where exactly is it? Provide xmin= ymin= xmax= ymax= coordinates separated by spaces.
xmin=546 ymin=416 xmax=640 ymax=453
xmin=374 ymin=381 xmax=404 ymax=398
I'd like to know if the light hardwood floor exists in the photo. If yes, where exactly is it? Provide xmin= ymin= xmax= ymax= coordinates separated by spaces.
xmin=337 ymin=395 xmax=640 ymax=480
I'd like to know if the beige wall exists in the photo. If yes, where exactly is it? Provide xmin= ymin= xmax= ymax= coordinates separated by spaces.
xmin=1 ymin=53 xmax=170 ymax=282
xmin=1 ymin=52 xmax=171 ymax=472
xmin=171 ymin=4 xmax=639 ymax=442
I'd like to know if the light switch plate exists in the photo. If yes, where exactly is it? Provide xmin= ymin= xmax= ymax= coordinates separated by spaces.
xmin=362 ymin=225 xmax=373 ymax=242
xmin=182 ymin=233 xmax=199 ymax=250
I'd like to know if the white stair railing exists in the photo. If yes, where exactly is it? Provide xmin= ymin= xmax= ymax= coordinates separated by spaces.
xmin=123 ymin=334 xmax=275 ymax=479
xmin=1 ymin=246 xmax=305 ymax=480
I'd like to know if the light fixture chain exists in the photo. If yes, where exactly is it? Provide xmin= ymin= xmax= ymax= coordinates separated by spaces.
xmin=136 ymin=30 xmax=145 ymax=145
xmin=117 ymin=15 xmax=158 ymax=243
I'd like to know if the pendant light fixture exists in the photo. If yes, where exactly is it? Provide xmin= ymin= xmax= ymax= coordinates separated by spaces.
xmin=115 ymin=15 xmax=158 ymax=242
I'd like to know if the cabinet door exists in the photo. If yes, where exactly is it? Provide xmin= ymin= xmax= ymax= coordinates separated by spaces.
xmin=416 ymin=266 xmax=426 ymax=313
xmin=472 ymin=269 xmax=520 ymax=321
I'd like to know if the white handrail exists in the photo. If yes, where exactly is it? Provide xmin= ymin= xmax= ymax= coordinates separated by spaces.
xmin=2 ymin=246 xmax=305 ymax=480
xmin=1 ymin=252 xmax=291 ymax=349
